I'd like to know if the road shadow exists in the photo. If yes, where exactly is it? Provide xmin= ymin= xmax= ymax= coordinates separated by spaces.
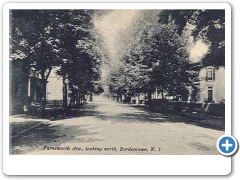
xmin=94 ymin=103 xmax=224 ymax=131
xmin=19 ymin=101 xmax=224 ymax=130
xmin=10 ymin=121 xmax=102 ymax=155
xmin=9 ymin=99 xmax=224 ymax=154
xmin=105 ymin=111 xmax=224 ymax=131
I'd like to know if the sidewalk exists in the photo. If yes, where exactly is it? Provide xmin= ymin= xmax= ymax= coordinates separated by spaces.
xmin=129 ymin=104 xmax=225 ymax=131
xmin=9 ymin=104 xmax=86 ymax=137
xmin=10 ymin=115 xmax=49 ymax=137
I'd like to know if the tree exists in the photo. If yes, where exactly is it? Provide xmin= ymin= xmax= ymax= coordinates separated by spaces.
xmin=142 ymin=24 xmax=192 ymax=102
xmin=54 ymin=10 xmax=102 ymax=107
xmin=10 ymin=10 xmax=62 ymax=113
xmin=159 ymin=10 xmax=225 ymax=67
xmin=28 ymin=36 xmax=61 ymax=112
xmin=108 ymin=23 xmax=192 ymax=104
xmin=10 ymin=10 xmax=102 ymax=112
xmin=107 ymin=41 xmax=152 ymax=103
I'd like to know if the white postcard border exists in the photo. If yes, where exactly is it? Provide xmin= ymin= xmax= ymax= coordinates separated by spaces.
xmin=3 ymin=2 xmax=231 ymax=175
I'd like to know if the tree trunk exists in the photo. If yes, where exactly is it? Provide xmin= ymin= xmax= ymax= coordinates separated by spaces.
xmin=89 ymin=92 xmax=93 ymax=101
xmin=80 ymin=93 xmax=83 ymax=104
xmin=161 ymin=88 xmax=165 ymax=113
xmin=161 ymin=88 xmax=164 ymax=101
xmin=76 ymin=92 xmax=79 ymax=105
xmin=83 ymin=93 xmax=85 ymax=103
xmin=40 ymin=69 xmax=47 ymax=116
xmin=119 ymin=94 xmax=122 ymax=102
xmin=137 ymin=95 xmax=140 ymax=106
xmin=81 ymin=93 xmax=83 ymax=104
xmin=69 ymin=84 xmax=76 ymax=107
xmin=124 ymin=94 xmax=126 ymax=102
xmin=40 ymin=68 xmax=52 ymax=116
xmin=62 ymin=76 xmax=68 ymax=110
xmin=155 ymin=87 xmax=158 ymax=99
xmin=148 ymin=91 xmax=151 ymax=101
xmin=41 ymin=80 xmax=47 ymax=116
xmin=69 ymin=93 xmax=74 ymax=107
xmin=73 ymin=92 xmax=76 ymax=106
xmin=78 ymin=92 xmax=81 ymax=105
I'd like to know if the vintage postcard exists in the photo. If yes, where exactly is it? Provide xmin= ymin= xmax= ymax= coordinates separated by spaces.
xmin=3 ymin=2 xmax=232 ymax=175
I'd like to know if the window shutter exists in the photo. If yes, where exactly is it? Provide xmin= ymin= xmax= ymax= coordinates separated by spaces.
xmin=213 ymin=68 xmax=215 ymax=80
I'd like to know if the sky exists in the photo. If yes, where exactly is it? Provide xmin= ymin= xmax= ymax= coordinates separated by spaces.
xmin=189 ymin=39 xmax=209 ymax=62
xmin=94 ymin=10 xmax=141 ymax=61
xmin=93 ymin=10 xmax=209 ymax=82
xmin=94 ymin=10 xmax=150 ymax=83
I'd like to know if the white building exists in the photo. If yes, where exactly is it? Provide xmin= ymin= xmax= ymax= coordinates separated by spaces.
xmin=192 ymin=66 xmax=225 ymax=103
xmin=46 ymin=70 xmax=63 ymax=101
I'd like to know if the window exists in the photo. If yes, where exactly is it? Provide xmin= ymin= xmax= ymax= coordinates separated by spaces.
xmin=206 ymin=67 xmax=215 ymax=81
xmin=208 ymin=87 xmax=213 ymax=102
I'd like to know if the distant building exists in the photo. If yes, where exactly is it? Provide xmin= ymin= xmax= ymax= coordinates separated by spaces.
xmin=46 ymin=70 xmax=65 ymax=107
xmin=47 ymin=70 xmax=85 ymax=107
xmin=46 ymin=71 xmax=63 ymax=101
xmin=191 ymin=66 xmax=225 ymax=103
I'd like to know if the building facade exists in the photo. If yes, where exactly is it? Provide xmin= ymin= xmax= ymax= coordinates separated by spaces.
xmin=10 ymin=59 xmax=29 ymax=114
xmin=192 ymin=66 xmax=225 ymax=103
xmin=46 ymin=70 xmax=63 ymax=104
xmin=10 ymin=59 xmax=46 ymax=114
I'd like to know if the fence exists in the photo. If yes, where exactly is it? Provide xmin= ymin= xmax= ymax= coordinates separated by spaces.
xmin=46 ymin=100 xmax=63 ymax=107
xmin=146 ymin=99 xmax=225 ymax=117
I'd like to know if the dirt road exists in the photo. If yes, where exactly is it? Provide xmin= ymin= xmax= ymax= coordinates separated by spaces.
xmin=10 ymin=96 xmax=224 ymax=155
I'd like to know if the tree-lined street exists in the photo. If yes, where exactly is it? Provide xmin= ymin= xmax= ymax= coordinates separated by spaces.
xmin=9 ymin=9 xmax=225 ymax=155
xmin=10 ymin=96 xmax=223 ymax=155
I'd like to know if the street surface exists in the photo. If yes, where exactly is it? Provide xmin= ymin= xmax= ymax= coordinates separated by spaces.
xmin=10 ymin=96 xmax=224 ymax=155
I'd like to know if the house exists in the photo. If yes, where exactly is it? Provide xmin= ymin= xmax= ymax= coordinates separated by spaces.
xmin=47 ymin=70 xmax=88 ymax=108
xmin=191 ymin=66 xmax=225 ymax=103
xmin=10 ymin=57 xmax=86 ymax=114
xmin=46 ymin=70 xmax=64 ymax=107
xmin=146 ymin=65 xmax=225 ymax=104
xmin=28 ymin=71 xmax=46 ymax=102
xmin=10 ymin=58 xmax=46 ymax=114
xmin=10 ymin=59 xmax=29 ymax=114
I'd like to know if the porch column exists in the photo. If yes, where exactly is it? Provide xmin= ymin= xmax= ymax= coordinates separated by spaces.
xmin=28 ymin=78 xmax=31 ymax=97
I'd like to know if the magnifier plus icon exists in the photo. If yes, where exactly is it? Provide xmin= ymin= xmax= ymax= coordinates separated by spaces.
xmin=217 ymin=135 xmax=238 ymax=156
xmin=221 ymin=139 xmax=233 ymax=151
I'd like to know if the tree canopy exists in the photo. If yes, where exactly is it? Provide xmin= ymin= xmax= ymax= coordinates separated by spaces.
xmin=10 ymin=10 xmax=102 ymax=109
xmin=10 ymin=9 xmax=225 ymax=106
xmin=108 ymin=23 xmax=192 ymax=100
xmin=159 ymin=10 xmax=225 ymax=67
